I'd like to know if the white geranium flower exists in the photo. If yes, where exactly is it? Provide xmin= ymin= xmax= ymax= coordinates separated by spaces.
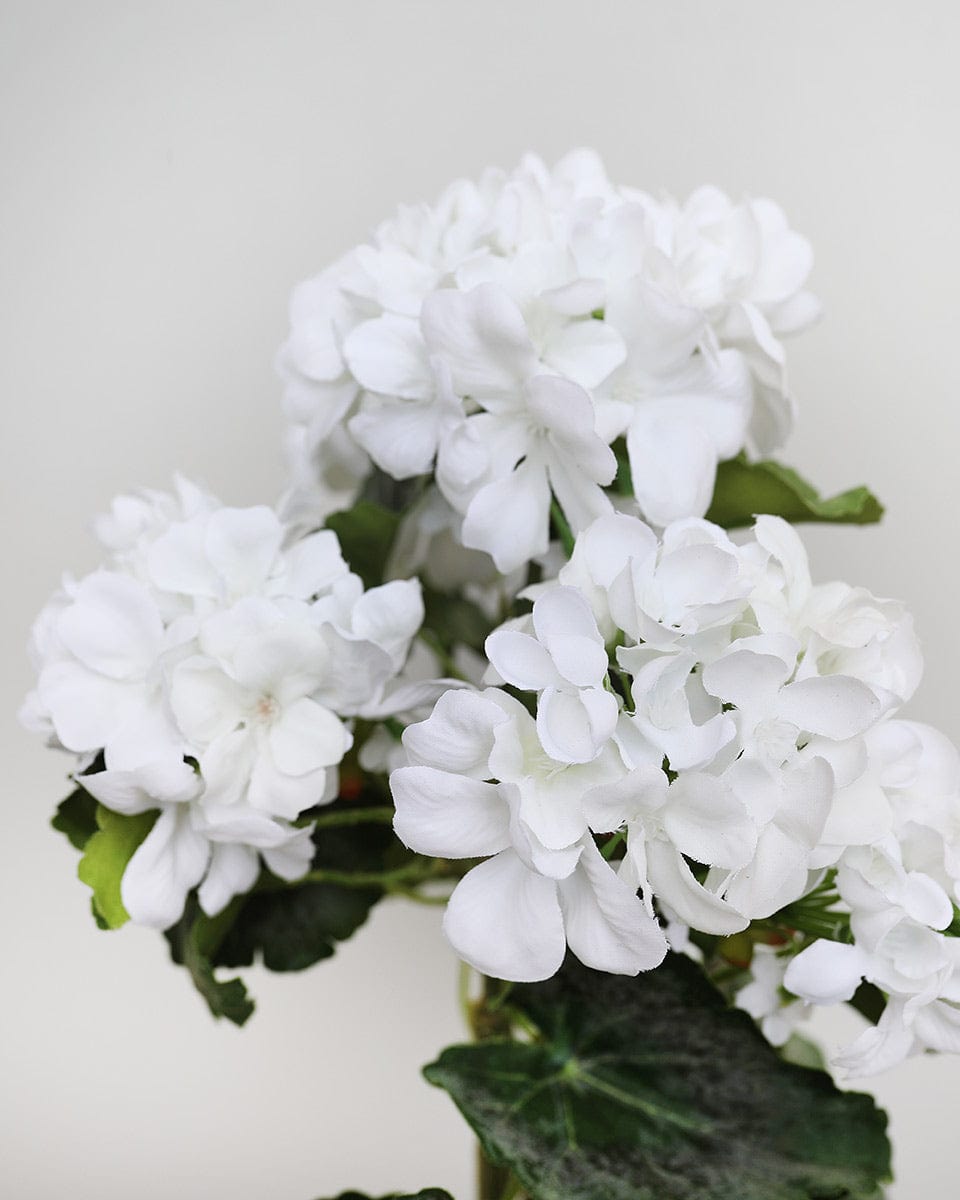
xmin=391 ymin=689 xmax=667 ymax=981
xmin=23 ymin=482 xmax=428 ymax=930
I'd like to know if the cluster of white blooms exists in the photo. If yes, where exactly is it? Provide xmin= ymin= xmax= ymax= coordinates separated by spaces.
xmin=389 ymin=510 xmax=960 ymax=1077
xmin=278 ymin=150 xmax=818 ymax=572
xmin=22 ymin=479 xmax=425 ymax=929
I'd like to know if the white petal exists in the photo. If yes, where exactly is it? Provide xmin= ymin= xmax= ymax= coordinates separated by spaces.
xmin=532 ymin=586 xmax=607 ymax=686
xmin=559 ymin=838 xmax=668 ymax=974
xmin=350 ymin=579 xmax=424 ymax=665
xmin=664 ymin=773 xmax=756 ymax=870
xmin=80 ymin=760 xmax=201 ymax=815
xmin=342 ymin=313 xmax=432 ymax=399
xmin=120 ymin=806 xmax=209 ymax=929
xmin=542 ymin=319 xmax=626 ymax=389
xmin=57 ymin=572 xmax=163 ymax=680
xmin=402 ymin=688 xmax=508 ymax=777
xmin=391 ymin=765 xmax=510 ymax=858
xmin=421 ymin=284 xmax=537 ymax=399
xmin=645 ymin=839 xmax=748 ymax=935
xmin=278 ymin=530 xmax=348 ymax=599
xmin=169 ymin=658 xmax=246 ymax=746
xmin=784 ymin=940 xmax=868 ymax=1005
xmin=485 ymin=628 xmax=560 ymax=691
xmin=462 ymin=457 xmax=551 ymax=574
xmin=349 ymin=398 xmax=443 ymax=479
xmin=148 ymin=519 xmax=218 ymax=596
xmin=582 ymin=766 xmax=668 ymax=833
xmin=262 ymin=825 xmax=315 ymax=880
xmin=442 ymin=850 xmax=566 ymax=982
xmin=37 ymin=661 xmax=133 ymax=754
xmin=778 ymin=676 xmax=881 ymax=739
xmin=246 ymin=752 xmax=329 ymax=820
xmin=198 ymin=842 xmax=260 ymax=916
xmin=268 ymin=698 xmax=351 ymax=774
xmin=205 ymin=506 xmax=284 ymax=596
xmin=234 ymin=624 xmax=329 ymax=703
xmin=627 ymin=413 xmax=716 ymax=526
xmin=537 ymin=687 xmax=619 ymax=765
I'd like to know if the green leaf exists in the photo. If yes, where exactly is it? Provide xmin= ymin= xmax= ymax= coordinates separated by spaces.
xmin=425 ymin=954 xmax=891 ymax=1200
xmin=52 ymin=784 xmax=100 ymax=851
xmin=422 ymin=586 xmax=495 ymax=656
xmin=77 ymin=806 xmax=158 ymax=929
xmin=706 ymin=457 xmax=883 ymax=529
xmin=214 ymin=795 xmax=396 ymax=973
xmin=326 ymin=501 xmax=401 ymax=589
xmin=214 ymin=880 xmax=383 ymax=972
xmin=164 ymin=898 xmax=254 ymax=1026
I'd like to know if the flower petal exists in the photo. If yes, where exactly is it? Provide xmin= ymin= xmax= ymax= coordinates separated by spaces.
xmin=120 ymin=806 xmax=209 ymax=929
xmin=442 ymin=850 xmax=566 ymax=982
xmin=391 ymin=765 xmax=510 ymax=858
xmin=559 ymin=838 xmax=668 ymax=973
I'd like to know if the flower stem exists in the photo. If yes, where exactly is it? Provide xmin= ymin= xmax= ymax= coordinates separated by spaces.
xmin=309 ymin=806 xmax=396 ymax=830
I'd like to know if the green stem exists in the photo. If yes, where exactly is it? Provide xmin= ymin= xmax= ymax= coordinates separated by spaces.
xmin=470 ymin=974 xmax=522 ymax=1199
xmin=302 ymin=858 xmax=455 ymax=891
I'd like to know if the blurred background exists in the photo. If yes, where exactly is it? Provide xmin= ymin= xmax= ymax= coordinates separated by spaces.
xmin=2 ymin=2 xmax=959 ymax=1196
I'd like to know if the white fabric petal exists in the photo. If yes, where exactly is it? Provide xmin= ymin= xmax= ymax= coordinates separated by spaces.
xmin=80 ymin=760 xmax=201 ymax=815
xmin=262 ymin=825 xmax=316 ymax=881
xmin=120 ymin=805 xmax=210 ymax=929
xmin=663 ymin=773 xmax=756 ymax=870
xmin=402 ymin=689 xmax=508 ymax=777
xmin=278 ymin=530 xmax=348 ymax=599
xmin=37 ymin=661 xmax=133 ymax=754
xmin=537 ymin=687 xmax=619 ymax=765
xmin=784 ymin=939 xmax=869 ymax=1005
xmin=392 ymin=765 xmax=510 ymax=858
xmin=559 ymin=838 xmax=668 ymax=973
xmin=532 ymin=586 xmax=608 ymax=686
xmin=342 ymin=313 xmax=432 ymax=399
xmin=170 ymin=658 xmax=246 ymax=746
xmin=442 ymin=850 xmax=566 ymax=982
xmin=627 ymin=412 xmax=716 ymax=526
xmin=485 ymin=629 xmax=561 ymax=691
xmin=543 ymin=319 xmax=626 ymax=389
xmin=57 ymin=572 xmax=163 ymax=679
xmin=349 ymin=397 xmax=444 ymax=479
xmin=644 ymin=839 xmax=749 ymax=935
xmin=268 ymin=698 xmax=351 ymax=774
xmin=350 ymin=579 xmax=424 ymax=666
xmin=421 ymin=284 xmax=538 ymax=398
xmin=205 ymin=506 xmax=284 ymax=596
xmin=461 ymin=457 xmax=551 ymax=573
xmin=778 ymin=676 xmax=881 ymax=740
xmin=198 ymin=842 xmax=260 ymax=916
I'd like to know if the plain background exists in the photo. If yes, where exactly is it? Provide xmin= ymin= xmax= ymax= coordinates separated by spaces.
xmin=3 ymin=2 xmax=960 ymax=1196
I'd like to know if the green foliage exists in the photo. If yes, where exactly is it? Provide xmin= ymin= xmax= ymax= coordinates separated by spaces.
xmin=77 ymin=806 xmax=158 ymax=929
xmin=706 ymin=456 xmax=883 ymax=529
xmin=51 ymin=784 xmax=100 ymax=851
xmin=165 ymin=898 xmax=255 ymax=1026
xmin=327 ymin=501 xmax=401 ymax=589
xmin=421 ymin=587 xmax=495 ymax=657
xmin=167 ymin=793 xmax=398 ymax=1020
xmin=425 ymin=954 xmax=891 ymax=1200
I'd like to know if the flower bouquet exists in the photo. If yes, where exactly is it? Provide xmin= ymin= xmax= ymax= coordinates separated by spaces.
xmin=23 ymin=150 xmax=956 ymax=1199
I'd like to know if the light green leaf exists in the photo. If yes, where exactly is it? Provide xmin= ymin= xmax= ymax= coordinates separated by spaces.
xmin=706 ymin=456 xmax=883 ymax=529
xmin=77 ymin=806 xmax=158 ymax=929
xmin=425 ymin=954 xmax=891 ymax=1200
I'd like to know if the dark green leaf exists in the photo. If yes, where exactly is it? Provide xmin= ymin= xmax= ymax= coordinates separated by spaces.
xmin=312 ymin=1190 xmax=451 ymax=1200
xmin=706 ymin=457 xmax=883 ymax=529
xmin=52 ymin=785 xmax=100 ymax=851
xmin=77 ymin=806 xmax=158 ymax=929
xmin=316 ymin=1191 xmax=454 ymax=1200
xmin=165 ymin=898 xmax=254 ymax=1026
xmin=214 ymin=794 xmax=396 ymax=973
xmin=425 ymin=954 xmax=891 ymax=1200
xmin=422 ymin=586 xmax=495 ymax=656
xmin=214 ymin=880 xmax=382 ymax=972
xmin=326 ymin=501 xmax=401 ymax=589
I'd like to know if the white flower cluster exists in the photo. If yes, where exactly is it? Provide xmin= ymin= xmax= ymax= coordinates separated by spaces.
xmin=22 ymin=479 xmax=425 ymax=929
xmin=278 ymin=150 xmax=818 ymax=571
xmin=389 ymin=510 xmax=960 ymax=1076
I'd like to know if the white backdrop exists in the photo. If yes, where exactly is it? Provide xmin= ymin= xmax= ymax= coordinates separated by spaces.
xmin=3 ymin=2 xmax=960 ymax=1196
